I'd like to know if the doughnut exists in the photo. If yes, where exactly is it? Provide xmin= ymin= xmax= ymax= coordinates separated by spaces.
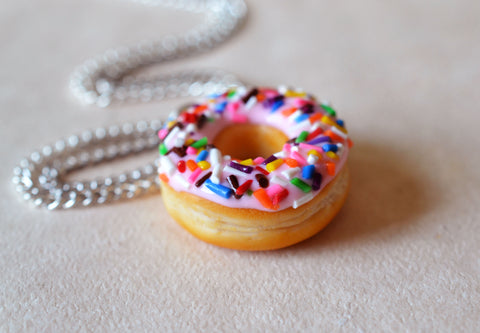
xmin=157 ymin=86 xmax=353 ymax=251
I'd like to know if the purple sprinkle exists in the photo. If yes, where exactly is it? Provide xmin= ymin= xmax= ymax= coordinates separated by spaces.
xmin=229 ymin=161 xmax=253 ymax=174
xmin=262 ymin=155 xmax=277 ymax=165
xmin=312 ymin=172 xmax=322 ymax=191
xmin=300 ymin=104 xmax=314 ymax=114
xmin=307 ymin=136 xmax=332 ymax=145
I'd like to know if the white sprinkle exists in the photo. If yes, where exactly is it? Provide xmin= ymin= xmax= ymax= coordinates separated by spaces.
xmin=282 ymin=167 xmax=301 ymax=180
xmin=211 ymin=165 xmax=222 ymax=184
xmin=336 ymin=143 xmax=344 ymax=157
xmin=173 ymin=174 xmax=190 ymax=189
xmin=331 ymin=126 xmax=348 ymax=139
xmin=290 ymin=119 xmax=310 ymax=132
xmin=293 ymin=192 xmax=314 ymax=209
xmin=164 ymin=126 xmax=179 ymax=147
xmin=185 ymin=123 xmax=197 ymax=133
xmin=223 ymin=155 xmax=231 ymax=161
xmin=270 ymin=175 xmax=289 ymax=187
xmin=209 ymin=148 xmax=222 ymax=165
xmin=159 ymin=156 xmax=176 ymax=176
xmin=287 ymin=110 xmax=302 ymax=123
xmin=168 ymin=109 xmax=179 ymax=119
xmin=174 ymin=131 xmax=186 ymax=147
xmin=311 ymin=121 xmax=328 ymax=131
xmin=277 ymin=85 xmax=288 ymax=94
xmin=245 ymin=96 xmax=257 ymax=110
xmin=223 ymin=165 xmax=247 ymax=178
xmin=274 ymin=150 xmax=287 ymax=158
xmin=291 ymin=146 xmax=299 ymax=152
xmin=307 ymin=154 xmax=319 ymax=164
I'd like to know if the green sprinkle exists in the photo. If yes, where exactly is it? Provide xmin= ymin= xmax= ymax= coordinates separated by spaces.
xmin=227 ymin=89 xmax=236 ymax=98
xmin=159 ymin=143 xmax=168 ymax=155
xmin=246 ymin=189 xmax=253 ymax=196
xmin=321 ymin=104 xmax=337 ymax=117
xmin=191 ymin=137 xmax=208 ymax=149
xmin=295 ymin=131 xmax=309 ymax=143
xmin=291 ymin=177 xmax=312 ymax=193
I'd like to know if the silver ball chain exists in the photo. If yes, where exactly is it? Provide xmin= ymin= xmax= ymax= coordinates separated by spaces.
xmin=12 ymin=0 xmax=248 ymax=209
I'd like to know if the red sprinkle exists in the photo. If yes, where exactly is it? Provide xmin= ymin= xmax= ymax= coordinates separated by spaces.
xmin=306 ymin=127 xmax=324 ymax=141
xmin=177 ymin=160 xmax=186 ymax=173
xmin=255 ymin=166 xmax=269 ymax=175
xmin=181 ymin=113 xmax=197 ymax=123
xmin=236 ymin=180 xmax=253 ymax=196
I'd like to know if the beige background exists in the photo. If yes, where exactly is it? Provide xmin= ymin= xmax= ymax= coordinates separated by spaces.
xmin=2 ymin=0 xmax=480 ymax=331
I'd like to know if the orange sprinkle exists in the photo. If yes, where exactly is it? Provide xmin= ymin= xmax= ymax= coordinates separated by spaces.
xmin=285 ymin=158 xmax=299 ymax=168
xmin=281 ymin=107 xmax=297 ymax=117
xmin=326 ymin=162 xmax=336 ymax=176
xmin=256 ymin=93 xmax=266 ymax=102
xmin=253 ymin=188 xmax=277 ymax=210
xmin=347 ymin=138 xmax=354 ymax=148
xmin=186 ymin=159 xmax=198 ymax=171
xmin=193 ymin=104 xmax=208 ymax=114
xmin=324 ymin=129 xmax=345 ymax=142
xmin=159 ymin=173 xmax=169 ymax=183
xmin=308 ymin=113 xmax=323 ymax=124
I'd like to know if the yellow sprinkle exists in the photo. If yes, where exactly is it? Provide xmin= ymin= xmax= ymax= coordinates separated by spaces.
xmin=197 ymin=161 xmax=211 ymax=170
xmin=167 ymin=120 xmax=176 ymax=128
xmin=240 ymin=159 xmax=254 ymax=166
xmin=285 ymin=90 xmax=307 ymax=98
xmin=308 ymin=150 xmax=322 ymax=158
xmin=185 ymin=138 xmax=195 ymax=146
xmin=326 ymin=151 xmax=339 ymax=159
xmin=266 ymin=158 xmax=284 ymax=172
xmin=334 ymin=123 xmax=348 ymax=134
xmin=321 ymin=115 xmax=336 ymax=127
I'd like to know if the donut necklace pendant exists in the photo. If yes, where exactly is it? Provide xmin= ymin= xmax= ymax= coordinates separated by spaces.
xmin=12 ymin=0 xmax=352 ymax=250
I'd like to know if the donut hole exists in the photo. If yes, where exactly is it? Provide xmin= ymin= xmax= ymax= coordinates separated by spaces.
xmin=212 ymin=124 xmax=289 ymax=160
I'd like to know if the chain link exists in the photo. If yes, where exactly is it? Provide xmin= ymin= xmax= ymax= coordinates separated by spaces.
xmin=13 ymin=0 xmax=247 ymax=209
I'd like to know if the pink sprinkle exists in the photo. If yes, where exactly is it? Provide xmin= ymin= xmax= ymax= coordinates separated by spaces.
xmin=299 ymin=143 xmax=323 ymax=153
xmin=266 ymin=184 xmax=284 ymax=197
xmin=158 ymin=129 xmax=168 ymax=139
xmin=291 ymin=151 xmax=307 ymax=166
xmin=232 ymin=113 xmax=248 ymax=123
xmin=293 ymin=98 xmax=308 ymax=107
xmin=253 ymin=157 xmax=265 ymax=165
xmin=227 ymin=101 xmax=240 ymax=113
xmin=186 ymin=146 xmax=197 ymax=155
xmin=187 ymin=168 xmax=202 ymax=184
xmin=283 ymin=143 xmax=291 ymax=153
xmin=267 ymin=184 xmax=289 ymax=205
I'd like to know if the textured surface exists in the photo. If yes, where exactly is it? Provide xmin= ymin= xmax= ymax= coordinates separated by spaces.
xmin=1 ymin=0 xmax=480 ymax=331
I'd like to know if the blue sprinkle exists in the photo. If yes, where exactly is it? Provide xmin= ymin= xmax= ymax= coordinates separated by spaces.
xmin=302 ymin=165 xmax=315 ymax=179
xmin=195 ymin=150 xmax=209 ymax=163
xmin=294 ymin=113 xmax=310 ymax=123
xmin=336 ymin=119 xmax=345 ymax=127
xmin=205 ymin=179 xmax=233 ymax=199
xmin=322 ymin=143 xmax=338 ymax=153
xmin=214 ymin=101 xmax=228 ymax=113
xmin=271 ymin=100 xmax=284 ymax=112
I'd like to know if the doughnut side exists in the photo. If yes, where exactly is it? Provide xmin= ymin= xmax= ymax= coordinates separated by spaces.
xmin=160 ymin=167 xmax=350 ymax=251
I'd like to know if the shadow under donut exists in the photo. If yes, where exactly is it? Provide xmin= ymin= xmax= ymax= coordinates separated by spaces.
xmin=285 ymin=139 xmax=439 ymax=252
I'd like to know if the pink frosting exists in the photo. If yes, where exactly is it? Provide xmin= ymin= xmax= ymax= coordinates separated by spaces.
xmin=158 ymin=87 xmax=351 ymax=211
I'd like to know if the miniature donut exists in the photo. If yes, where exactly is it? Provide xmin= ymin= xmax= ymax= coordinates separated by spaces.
xmin=157 ymin=86 xmax=352 ymax=251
